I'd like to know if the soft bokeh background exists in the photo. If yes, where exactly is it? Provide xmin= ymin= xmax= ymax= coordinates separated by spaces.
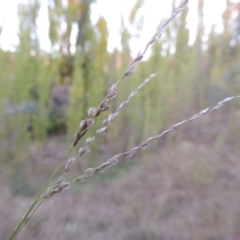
xmin=1 ymin=0 xmax=240 ymax=239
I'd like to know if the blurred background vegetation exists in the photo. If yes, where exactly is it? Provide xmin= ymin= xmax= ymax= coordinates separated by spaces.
xmin=1 ymin=0 xmax=240 ymax=239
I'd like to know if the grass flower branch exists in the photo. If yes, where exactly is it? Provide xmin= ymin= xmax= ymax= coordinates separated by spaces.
xmin=42 ymin=73 xmax=156 ymax=199
xmin=8 ymin=0 xmax=189 ymax=239
xmin=69 ymin=95 xmax=240 ymax=184
xmin=78 ymin=74 xmax=156 ymax=158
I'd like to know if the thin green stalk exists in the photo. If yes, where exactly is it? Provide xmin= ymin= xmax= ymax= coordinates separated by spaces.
xmin=10 ymin=199 xmax=44 ymax=239
xmin=8 ymin=146 xmax=73 ymax=240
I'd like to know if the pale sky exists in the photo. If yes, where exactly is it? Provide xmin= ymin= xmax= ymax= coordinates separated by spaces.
xmin=0 ymin=0 xmax=231 ymax=54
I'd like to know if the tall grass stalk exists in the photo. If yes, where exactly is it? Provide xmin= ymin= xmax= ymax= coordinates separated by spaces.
xmin=8 ymin=1 xmax=189 ymax=239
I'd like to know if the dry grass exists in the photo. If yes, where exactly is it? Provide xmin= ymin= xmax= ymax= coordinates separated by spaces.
xmin=68 ymin=94 xmax=240 ymax=185
xmin=2 ymin=109 xmax=240 ymax=240
xmin=37 ymin=0 xmax=190 ymax=203
xmin=5 ymin=0 xmax=240 ymax=239
xmin=5 ymin=0 xmax=188 ymax=240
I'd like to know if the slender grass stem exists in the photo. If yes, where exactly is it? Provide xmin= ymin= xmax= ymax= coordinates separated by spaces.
xmin=10 ymin=199 xmax=44 ymax=239
xmin=8 ymin=146 xmax=73 ymax=240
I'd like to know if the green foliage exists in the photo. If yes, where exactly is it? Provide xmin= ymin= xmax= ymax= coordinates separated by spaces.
xmin=0 ymin=0 xmax=240 ymax=173
xmin=67 ymin=51 xmax=85 ymax=141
